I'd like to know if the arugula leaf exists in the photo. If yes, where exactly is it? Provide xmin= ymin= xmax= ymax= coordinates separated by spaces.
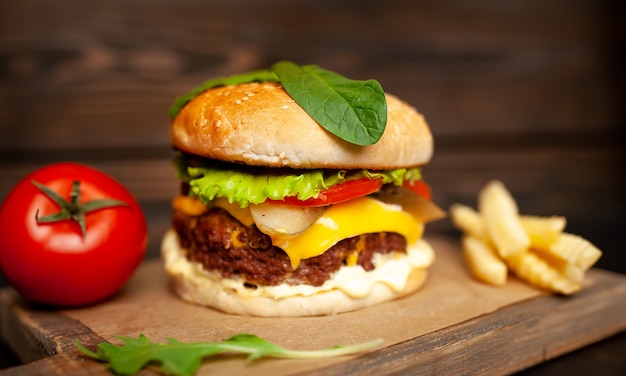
xmin=76 ymin=333 xmax=383 ymax=376
xmin=272 ymin=61 xmax=387 ymax=146
xmin=168 ymin=61 xmax=388 ymax=146
xmin=168 ymin=69 xmax=279 ymax=119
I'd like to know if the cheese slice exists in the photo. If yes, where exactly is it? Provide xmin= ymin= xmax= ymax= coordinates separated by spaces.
xmin=278 ymin=197 xmax=423 ymax=268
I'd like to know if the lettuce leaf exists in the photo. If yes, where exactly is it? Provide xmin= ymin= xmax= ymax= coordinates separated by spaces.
xmin=180 ymin=162 xmax=421 ymax=208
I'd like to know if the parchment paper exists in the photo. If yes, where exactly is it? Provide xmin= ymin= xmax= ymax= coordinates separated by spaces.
xmin=63 ymin=237 xmax=542 ymax=375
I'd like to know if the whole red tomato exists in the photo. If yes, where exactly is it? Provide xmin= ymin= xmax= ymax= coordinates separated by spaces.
xmin=0 ymin=162 xmax=148 ymax=307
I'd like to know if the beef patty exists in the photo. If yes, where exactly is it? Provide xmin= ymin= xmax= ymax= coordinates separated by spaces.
xmin=173 ymin=207 xmax=407 ymax=287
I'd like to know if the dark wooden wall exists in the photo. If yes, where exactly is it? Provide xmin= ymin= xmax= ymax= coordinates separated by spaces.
xmin=1 ymin=0 xmax=624 ymax=276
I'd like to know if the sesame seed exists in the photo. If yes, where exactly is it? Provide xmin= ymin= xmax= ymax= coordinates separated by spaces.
xmin=235 ymin=99 xmax=242 ymax=104
xmin=281 ymin=105 xmax=289 ymax=109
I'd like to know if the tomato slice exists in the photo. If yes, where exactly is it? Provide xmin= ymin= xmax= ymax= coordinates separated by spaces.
xmin=403 ymin=179 xmax=432 ymax=201
xmin=268 ymin=178 xmax=432 ymax=207
xmin=270 ymin=178 xmax=384 ymax=207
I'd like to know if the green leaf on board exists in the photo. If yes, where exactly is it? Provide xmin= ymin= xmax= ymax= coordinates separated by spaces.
xmin=76 ymin=333 xmax=383 ymax=376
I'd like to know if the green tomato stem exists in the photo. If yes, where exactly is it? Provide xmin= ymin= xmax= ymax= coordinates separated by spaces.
xmin=32 ymin=180 xmax=128 ymax=238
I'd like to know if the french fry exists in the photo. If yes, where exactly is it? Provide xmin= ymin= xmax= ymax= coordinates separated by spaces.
xmin=530 ymin=246 xmax=585 ymax=284
xmin=506 ymin=250 xmax=581 ymax=295
xmin=547 ymin=233 xmax=603 ymax=270
xmin=478 ymin=180 xmax=530 ymax=258
xmin=450 ymin=179 xmax=602 ymax=295
xmin=450 ymin=204 xmax=490 ymax=243
xmin=520 ymin=215 xmax=566 ymax=250
xmin=461 ymin=236 xmax=507 ymax=286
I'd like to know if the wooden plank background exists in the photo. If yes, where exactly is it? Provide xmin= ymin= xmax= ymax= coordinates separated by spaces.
xmin=0 ymin=0 xmax=624 ymax=372
xmin=2 ymin=0 xmax=623 ymax=268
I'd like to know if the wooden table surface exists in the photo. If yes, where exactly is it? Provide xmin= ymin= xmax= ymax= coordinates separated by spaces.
xmin=1 ymin=0 xmax=625 ymax=374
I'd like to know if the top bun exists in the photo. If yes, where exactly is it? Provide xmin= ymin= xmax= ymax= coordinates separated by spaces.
xmin=170 ymin=82 xmax=433 ymax=169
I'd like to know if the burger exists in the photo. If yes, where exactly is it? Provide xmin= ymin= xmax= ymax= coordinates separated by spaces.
xmin=161 ymin=61 xmax=443 ymax=317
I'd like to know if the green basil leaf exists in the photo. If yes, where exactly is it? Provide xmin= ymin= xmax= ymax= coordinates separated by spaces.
xmin=168 ymin=69 xmax=279 ymax=118
xmin=271 ymin=61 xmax=387 ymax=146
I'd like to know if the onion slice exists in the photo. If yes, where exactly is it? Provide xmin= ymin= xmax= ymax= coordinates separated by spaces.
xmin=250 ymin=201 xmax=326 ymax=240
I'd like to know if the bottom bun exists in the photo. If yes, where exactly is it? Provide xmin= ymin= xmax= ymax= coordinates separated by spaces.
xmin=161 ymin=229 xmax=433 ymax=317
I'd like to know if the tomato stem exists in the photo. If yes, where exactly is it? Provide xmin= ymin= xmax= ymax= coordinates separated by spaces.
xmin=32 ymin=180 xmax=128 ymax=238
xmin=68 ymin=180 xmax=81 ymax=211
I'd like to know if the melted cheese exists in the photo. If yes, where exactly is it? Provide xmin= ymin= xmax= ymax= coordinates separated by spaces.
xmin=172 ymin=195 xmax=207 ymax=216
xmin=279 ymin=197 xmax=423 ymax=268
xmin=213 ymin=198 xmax=255 ymax=226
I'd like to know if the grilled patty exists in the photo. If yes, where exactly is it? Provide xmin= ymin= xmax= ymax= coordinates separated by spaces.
xmin=173 ymin=207 xmax=407 ymax=287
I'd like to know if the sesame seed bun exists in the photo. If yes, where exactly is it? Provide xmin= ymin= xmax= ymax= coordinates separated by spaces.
xmin=169 ymin=82 xmax=433 ymax=169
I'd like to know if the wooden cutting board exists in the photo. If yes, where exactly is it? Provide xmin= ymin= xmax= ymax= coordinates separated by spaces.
xmin=0 ymin=237 xmax=625 ymax=375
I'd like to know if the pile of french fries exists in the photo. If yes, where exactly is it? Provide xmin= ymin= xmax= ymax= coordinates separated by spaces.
xmin=450 ymin=180 xmax=602 ymax=295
